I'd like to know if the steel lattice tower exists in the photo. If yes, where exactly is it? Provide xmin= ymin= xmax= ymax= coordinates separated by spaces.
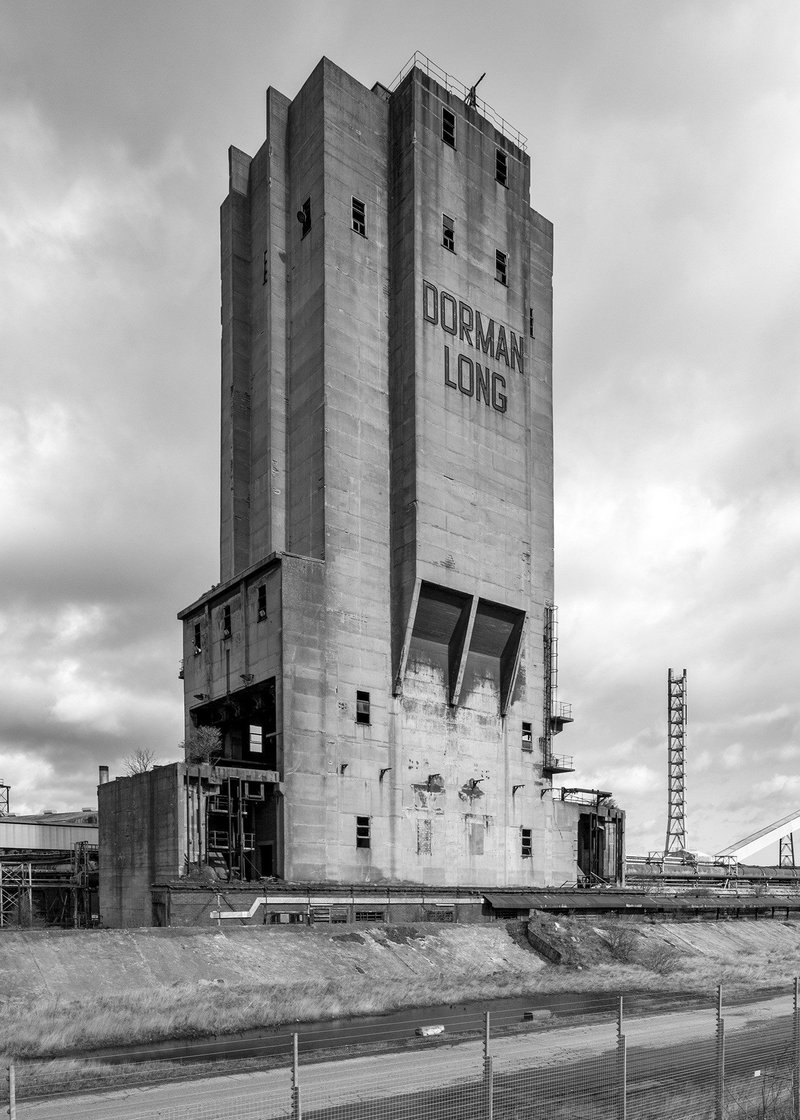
xmin=664 ymin=668 xmax=688 ymax=856
xmin=779 ymin=833 xmax=796 ymax=868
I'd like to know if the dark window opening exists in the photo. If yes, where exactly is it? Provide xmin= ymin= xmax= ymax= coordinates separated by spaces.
xmin=222 ymin=606 xmax=231 ymax=639
xmin=522 ymin=721 xmax=533 ymax=752
xmin=496 ymin=148 xmax=508 ymax=186
xmin=297 ymin=198 xmax=311 ymax=238
xmin=257 ymin=585 xmax=267 ymax=621
xmin=263 ymin=249 xmax=268 ymax=285
xmin=355 ymin=909 xmax=385 ymax=922
xmin=259 ymin=842 xmax=274 ymax=877
xmin=356 ymin=690 xmax=371 ymax=725
xmin=356 ymin=815 xmax=371 ymax=849
xmin=351 ymin=197 xmax=366 ymax=236
xmin=495 ymin=250 xmax=507 ymax=286
xmin=529 ymin=308 xmax=535 ymax=338
xmin=193 ymin=623 xmax=202 ymax=655
xmin=243 ymin=677 xmax=278 ymax=769
xmin=442 ymin=107 xmax=456 ymax=147
xmin=522 ymin=828 xmax=532 ymax=858
xmin=442 ymin=213 xmax=455 ymax=252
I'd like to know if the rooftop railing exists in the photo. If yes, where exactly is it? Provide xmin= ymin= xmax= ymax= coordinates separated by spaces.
xmin=389 ymin=51 xmax=528 ymax=152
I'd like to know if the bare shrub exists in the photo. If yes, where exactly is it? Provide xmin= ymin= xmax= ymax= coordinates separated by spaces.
xmin=603 ymin=924 xmax=639 ymax=961
xmin=638 ymin=940 xmax=681 ymax=975
xmin=182 ymin=726 xmax=222 ymax=764
xmin=123 ymin=747 xmax=155 ymax=775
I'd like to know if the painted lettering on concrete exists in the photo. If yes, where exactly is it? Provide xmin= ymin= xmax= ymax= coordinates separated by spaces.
xmin=423 ymin=280 xmax=524 ymax=373
xmin=423 ymin=280 xmax=520 ymax=416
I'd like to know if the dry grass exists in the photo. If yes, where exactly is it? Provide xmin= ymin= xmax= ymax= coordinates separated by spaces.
xmin=2 ymin=918 xmax=799 ymax=1062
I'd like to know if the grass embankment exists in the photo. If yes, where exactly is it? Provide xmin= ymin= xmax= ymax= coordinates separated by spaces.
xmin=3 ymin=914 xmax=800 ymax=1103
xmin=3 ymin=915 xmax=800 ymax=1059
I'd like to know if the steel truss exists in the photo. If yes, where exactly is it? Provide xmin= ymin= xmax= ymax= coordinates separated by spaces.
xmin=665 ymin=668 xmax=688 ymax=856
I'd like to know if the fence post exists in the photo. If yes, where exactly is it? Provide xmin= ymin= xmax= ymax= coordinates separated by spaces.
xmin=788 ymin=976 xmax=793 ymax=1115
xmin=715 ymin=985 xmax=725 ymax=1120
xmin=484 ymin=1011 xmax=493 ymax=1120
xmin=616 ymin=996 xmax=626 ymax=1120
xmin=8 ymin=1060 xmax=15 ymax=1120
xmin=291 ymin=1032 xmax=301 ymax=1120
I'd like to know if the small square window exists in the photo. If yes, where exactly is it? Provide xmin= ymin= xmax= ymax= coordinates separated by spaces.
xmin=529 ymin=308 xmax=535 ymax=339
xmin=442 ymin=214 xmax=455 ymax=253
xmin=356 ymin=815 xmax=371 ymax=849
xmin=356 ymin=690 xmax=371 ymax=725
xmin=222 ymin=606 xmax=231 ymax=639
xmin=522 ymin=722 xmax=533 ymax=752
xmin=521 ymin=828 xmax=532 ymax=858
xmin=442 ymin=107 xmax=456 ymax=148
xmin=351 ymin=197 xmax=366 ymax=236
xmin=495 ymin=250 xmax=507 ymax=286
xmin=496 ymin=148 xmax=508 ymax=187
xmin=193 ymin=623 xmax=202 ymax=655
xmin=257 ymin=585 xmax=267 ymax=621
xmin=297 ymin=198 xmax=311 ymax=238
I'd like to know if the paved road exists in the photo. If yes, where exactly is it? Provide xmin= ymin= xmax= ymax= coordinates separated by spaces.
xmin=16 ymin=992 xmax=794 ymax=1119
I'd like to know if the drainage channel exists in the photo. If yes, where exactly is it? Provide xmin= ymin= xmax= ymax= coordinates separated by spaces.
xmin=76 ymin=990 xmax=707 ymax=1067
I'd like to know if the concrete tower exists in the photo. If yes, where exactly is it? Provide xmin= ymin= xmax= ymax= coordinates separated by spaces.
xmin=177 ymin=55 xmax=620 ymax=889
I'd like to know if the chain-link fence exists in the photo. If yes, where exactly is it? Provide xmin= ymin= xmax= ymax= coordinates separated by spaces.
xmin=5 ymin=981 xmax=800 ymax=1119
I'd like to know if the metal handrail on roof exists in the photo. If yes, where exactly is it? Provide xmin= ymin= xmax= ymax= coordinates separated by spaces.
xmin=388 ymin=51 xmax=528 ymax=152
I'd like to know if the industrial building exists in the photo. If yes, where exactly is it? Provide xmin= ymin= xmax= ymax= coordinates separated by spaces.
xmin=100 ymin=55 xmax=624 ymax=928
xmin=0 ymin=781 xmax=98 ymax=927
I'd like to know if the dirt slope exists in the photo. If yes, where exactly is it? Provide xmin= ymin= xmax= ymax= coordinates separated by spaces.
xmin=3 ymin=915 xmax=800 ymax=1003
xmin=0 ymin=923 xmax=546 ymax=1000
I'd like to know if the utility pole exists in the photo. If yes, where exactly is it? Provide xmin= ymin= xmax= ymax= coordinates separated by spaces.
xmin=664 ymin=668 xmax=688 ymax=856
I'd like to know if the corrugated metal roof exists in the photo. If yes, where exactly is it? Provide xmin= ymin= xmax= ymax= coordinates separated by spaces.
xmin=485 ymin=891 xmax=800 ymax=912
xmin=483 ymin=893 xmax=540 ymax=908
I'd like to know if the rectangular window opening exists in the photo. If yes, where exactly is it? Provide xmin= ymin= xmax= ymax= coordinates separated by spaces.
xmin=193 ymin=623 xmax=202 ymax=655
xmin=222 ymin=606 xmax=231 ymax=639
xmin=351 ymin=196 xmax=366 ymax=237
xmin=249 ymin=725 xmax=263 ymax=755
xmin=496 ymin=148 xmax=508 ymax=186
xmin=257 ymin=585 xmax=267 ymax=621
xmin=356 ymin=815 xmax=371 ymax=849
xmin=356 ymin=690 xmax=371 ymax=725
xmin=522 ymin=828 xmax=532 ymax=859
xmin=495 ymin=250 xmax=507 ymax=286
xmin=297 ymin=197 xmax=311 ymax=238
xmin=442 ymin=213 xmax=455 ymax=253
xmin=522 ymin=721 xmax=533 ymax=752
xmin=355 ymin=909 xmax=385 ymax=923
xmin=529 ymin=308 xmax=535 ymax=339
xmin=441 ymin=107 xmax=456 ymax=148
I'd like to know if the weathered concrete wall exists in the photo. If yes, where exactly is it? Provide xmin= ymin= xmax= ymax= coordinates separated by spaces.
xmin=99 ymin=766 xmax=184 ymax=928
xmin=179 ymin=558 xmax=282 ymax=745
xmin=157 ymin=885 xmax=487 ymax=927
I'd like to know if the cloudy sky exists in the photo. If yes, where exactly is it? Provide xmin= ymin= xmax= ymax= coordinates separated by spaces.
xmin=2 ymin=0 xmax=799 ymax=858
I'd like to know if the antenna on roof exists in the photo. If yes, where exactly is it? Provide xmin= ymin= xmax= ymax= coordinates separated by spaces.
xmin=465 ymin=73 xmax=486 ymax=109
